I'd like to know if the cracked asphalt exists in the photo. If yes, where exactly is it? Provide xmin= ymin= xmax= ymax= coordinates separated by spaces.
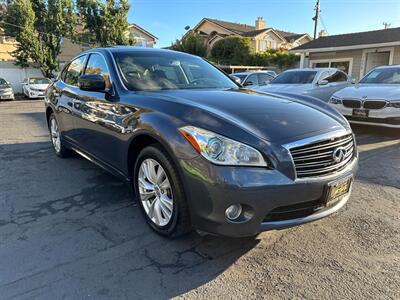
xmin=0 ymin=100 xmax=399 ymax=299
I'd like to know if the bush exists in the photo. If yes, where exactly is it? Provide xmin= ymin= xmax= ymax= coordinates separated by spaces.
xmin=171 ymin=32 xmax=207 ymax=57
xmin=210 ymin=36 xmax=252 ymax=65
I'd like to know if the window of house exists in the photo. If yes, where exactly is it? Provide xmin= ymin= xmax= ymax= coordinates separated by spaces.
xmin=311 ymin=60 xmax=351 ymax=74
xmin=136 ymin=39 xmax=147 ymax=47
xmin=84 ymin=53 xmax=111 ymax=89
xmin=64 ymin=55 xmax=86 ymax=86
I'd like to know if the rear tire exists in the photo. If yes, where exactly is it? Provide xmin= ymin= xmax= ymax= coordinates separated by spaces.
xmin=133 ymin=144 xmax=191 ymax=237
xmin=48 ymin=113 xmax=72 ymax=158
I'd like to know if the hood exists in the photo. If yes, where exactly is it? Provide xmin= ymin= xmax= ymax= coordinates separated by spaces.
xmin=29 ymin=84 xmax=49 ymax=90
xmin=256 ymin=84 xmax=312 ymax=94
xmin=140 ymin=88 xmax=346 ymax=143
xmin=334 ymin=84 xmax=400 ymax=101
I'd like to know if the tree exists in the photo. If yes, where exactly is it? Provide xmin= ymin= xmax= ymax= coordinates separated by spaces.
xmin=170 ymin=31 xmax=207 ymax=57
xmin=210 ymin=36 xmax=252 ymax=65
xmin=76 ymin=0 xmax=134 ymax=47
xmin=2 ymin=0 xmax=76 ymax=77
xmin=250 ymin=49 xmax=299 ymax=70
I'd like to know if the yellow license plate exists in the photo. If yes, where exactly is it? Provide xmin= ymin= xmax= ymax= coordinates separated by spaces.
xmin=326 ymin=176 xmax=352 ymax=206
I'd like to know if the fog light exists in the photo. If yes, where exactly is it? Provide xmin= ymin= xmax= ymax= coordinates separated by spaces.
xmin=225 ymin=204 xmax=242 ymax=220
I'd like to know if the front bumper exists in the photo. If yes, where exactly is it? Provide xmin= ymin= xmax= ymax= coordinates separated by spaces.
xmin=179 ymin=154 xmax=358 ymax=237
xmin=28 ymin=90 xmax=45 ymax=98
xmin=331 ymin=104 xmax=400 ymax=128
xmin=0 ymin=93 xmax=14 ymax=100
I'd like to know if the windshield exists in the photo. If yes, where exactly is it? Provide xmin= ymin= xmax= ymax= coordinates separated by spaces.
xmin=271 ymin=71 xmax=317 ymax=84
xmin=360 ymin=67 xmax=400 ymax=84
xmin=29 ymin=78 xmax=51 ymax=84
xmin=113 ymin=51 xmax=238 ymax=91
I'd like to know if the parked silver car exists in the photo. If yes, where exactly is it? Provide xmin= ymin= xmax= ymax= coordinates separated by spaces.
xmin=22 ymin=77 xmax=51 ymax=99
xmin=255 ymin=68 xmax=352 ymax=102
xmin=0 ymin=78 xmax=14 ymax=101
xmin=329 ymin=65 xmax=400 ymax=128
xmin=233 ymin=71 xmax=276 ymax=88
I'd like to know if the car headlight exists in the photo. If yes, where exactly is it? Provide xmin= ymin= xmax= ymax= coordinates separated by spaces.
xmin=179 ymin=126 xmax=268 ymax=167
xmin=329 ymin=96 xmax=342 ymax=104
xmin=388 ymin=101 xmax=400 ymax=108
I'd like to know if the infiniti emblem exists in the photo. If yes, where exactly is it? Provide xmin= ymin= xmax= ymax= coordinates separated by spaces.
xmin=332 ymin=146 xmax=347 ymax=163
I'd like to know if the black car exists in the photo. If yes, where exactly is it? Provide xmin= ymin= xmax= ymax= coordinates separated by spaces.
xmin=45 ymin=47 xmax=358 ymax=238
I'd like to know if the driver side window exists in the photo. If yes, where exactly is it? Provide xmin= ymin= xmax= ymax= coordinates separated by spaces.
xmin=245 ymin=74 xmax=258 ymax=85
xmin=64 ymin=55 xmax=86 ymax=86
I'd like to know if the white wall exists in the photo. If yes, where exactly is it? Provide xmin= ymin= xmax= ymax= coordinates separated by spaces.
xmin=0 ymin=62 xmax=42 ymax=93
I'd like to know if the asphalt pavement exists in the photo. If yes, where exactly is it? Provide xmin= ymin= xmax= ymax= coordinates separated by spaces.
xmin=0 ymin=100 xmax=399 ymax=299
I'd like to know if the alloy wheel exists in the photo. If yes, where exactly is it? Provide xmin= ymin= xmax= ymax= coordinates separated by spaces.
xmin=50 ymin=117 xmax=61 ymax=153
xmin=138 ymin=158 xmax=174 ymax=227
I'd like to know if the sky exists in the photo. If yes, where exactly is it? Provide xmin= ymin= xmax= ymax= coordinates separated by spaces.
xmin=127 ymin=0 xmax=400 ymax=48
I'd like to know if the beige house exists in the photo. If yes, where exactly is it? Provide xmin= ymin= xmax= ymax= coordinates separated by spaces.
xmin=189 ymin=17 xmax=311 ymax=52
xmin=127 ymin=23 xmax=158 ymax=48
xmin=291 ymin=27 xmax=400 ymax=81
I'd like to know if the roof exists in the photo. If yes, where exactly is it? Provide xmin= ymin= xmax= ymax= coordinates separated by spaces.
xmin=128 ymin=23 xmax=158 ymax=41
xmin=292 ymin=27 xmax=400 ymax=51
xmin=202 ymin=18 xmax=307 ymax=43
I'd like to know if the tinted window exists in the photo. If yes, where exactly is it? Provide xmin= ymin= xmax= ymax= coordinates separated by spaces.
xmin=85 ymin=53 xmax=111 ymax=89
xmin=258 ymin=73 xmax=273 ymax=84
xmin=113 ymin=51 xmax=238 ymax=91
xmin=324 ymin=71 xmax=347 ymax=83
xmin=245 ymin=74 xmax=258 ymax=85
xmin=64 ymin=56 xmax=86 ymax=86
xmin=0 ymin=78 xmax=7 ymax=85
xmin=360 ymin=67 xmax=400 ymax=84
xmin=271 ymin=71 xmax=317 ymax=84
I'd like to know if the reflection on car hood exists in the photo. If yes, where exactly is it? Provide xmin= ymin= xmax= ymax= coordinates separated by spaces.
xmin=334 ymin=84 xmax=400 ymax=101
xmin=256 ymin=83 xmax=313 ymax=94
xmin=141 ymin=88 xmax=347 ymax=143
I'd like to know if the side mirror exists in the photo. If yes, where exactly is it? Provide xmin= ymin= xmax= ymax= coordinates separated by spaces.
xmin=230 ymin=75 xmax=242 ymax=85
xmin=351 ymin=78 xmax=356 ymax=84
xmin=78 ymin=74 xmax=106 ymax=92
xmin=318 ymin=79 xmax=329 ymax=86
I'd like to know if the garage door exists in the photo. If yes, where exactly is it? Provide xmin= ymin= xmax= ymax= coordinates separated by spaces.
xmin=364 ymin=51 xmax=390 ymax=75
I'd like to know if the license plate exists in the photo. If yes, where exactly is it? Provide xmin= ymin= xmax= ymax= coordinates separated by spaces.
xmin=352 ymin=108 xmax=369 ymax=117
xmin=325 ymin=176 xmax=352 ymax=206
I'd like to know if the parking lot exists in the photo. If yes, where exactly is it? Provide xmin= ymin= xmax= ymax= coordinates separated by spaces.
xmin=0 ymin=100 xmax=399 ymax=299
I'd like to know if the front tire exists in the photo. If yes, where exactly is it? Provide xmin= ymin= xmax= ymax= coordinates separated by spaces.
xmin=133 ymin=145 xmax=191 ymax=237
xmin=48 ymin=113 xmax=71 ymax=158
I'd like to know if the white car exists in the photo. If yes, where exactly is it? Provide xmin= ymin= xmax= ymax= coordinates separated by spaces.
xmin=0 ymin=77 xmax=14 ymax=101
xmin=22 ymin=77 xmax=51 ymax=99
xmin=329 ymin=65 xmax=400 ymax=128
xmin=255 ymin=68 xmax=352 ymax=102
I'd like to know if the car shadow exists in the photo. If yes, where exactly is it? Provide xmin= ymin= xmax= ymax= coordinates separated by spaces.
xmin=0 ymin=141 xmax=260 ymax=299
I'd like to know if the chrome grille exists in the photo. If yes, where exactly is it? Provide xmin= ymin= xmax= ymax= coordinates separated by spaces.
xmin=363 ymin=100 xmax=387 ymax=109
xmin=290 ymin=134 xmax=355 ymax=178
xmin=342 ymin=99 xmax=361 ymax=108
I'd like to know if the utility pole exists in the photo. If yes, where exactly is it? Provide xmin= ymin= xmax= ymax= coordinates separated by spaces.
xmin=383 ymin=22 xmax=391 ymax=29
xmin=313 ymin=0 xmax=320 ymax=39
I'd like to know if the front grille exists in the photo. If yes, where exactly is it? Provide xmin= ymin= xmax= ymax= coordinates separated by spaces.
xmin=290 ymin=134 xmax=355 ymax=178
xmin=342 ymin=99 xmax=361 ymax=108
xmin=363 ymin=100 xmax=387 ymax=109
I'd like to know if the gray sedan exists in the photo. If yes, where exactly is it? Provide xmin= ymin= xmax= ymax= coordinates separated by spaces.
xmin=329 ymin=65 xmax=400 ymax=128
xmin=255 ymin=68 xmax=352 ymax=102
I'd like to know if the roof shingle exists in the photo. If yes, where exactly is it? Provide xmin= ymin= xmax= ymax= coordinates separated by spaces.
xmin=292 ymin=27 xmax=400 ymax=51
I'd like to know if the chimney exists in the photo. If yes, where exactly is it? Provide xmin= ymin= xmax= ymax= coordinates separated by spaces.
xmin=318 ymin=30 xmax=327 ymax=38
xmin=255 ymin=17 xmax=266 ymax=30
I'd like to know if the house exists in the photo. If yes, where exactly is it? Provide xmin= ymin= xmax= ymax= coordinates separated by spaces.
xmin=189 ymin=17 xmax=311 ymax=52
xmin=291 ymin=27 xmax=400 ymax=80
xmin=126 ymin=23 xmax=158 ymax=48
